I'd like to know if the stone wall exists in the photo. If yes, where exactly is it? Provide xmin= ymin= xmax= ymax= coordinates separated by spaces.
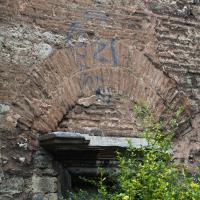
xmin=0 ymin=147 xmax=58 ymax=200
xmin=0 ymin=0 xmax=200 ymax=199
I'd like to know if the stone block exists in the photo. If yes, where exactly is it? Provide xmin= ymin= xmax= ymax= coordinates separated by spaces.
xmin=34 ymin=42 xmax=53 ymax=59
xmin=0 ymin=177 xmax=24 ymax=195
xmin=33 ymin=150 xmax=53 ymax=169
xmin=0 ymin=104 xmax=10 ymax=114
xmin=32 ymin=175 xmax=57 ymax=194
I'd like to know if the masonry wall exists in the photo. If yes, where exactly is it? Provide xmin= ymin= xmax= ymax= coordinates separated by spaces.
xmin=0 ymin=0 xmax=200 ymax=199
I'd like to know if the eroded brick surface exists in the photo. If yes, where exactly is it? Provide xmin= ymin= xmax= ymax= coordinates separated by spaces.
xmin=57 ymin=95 xmax=140 ymax=137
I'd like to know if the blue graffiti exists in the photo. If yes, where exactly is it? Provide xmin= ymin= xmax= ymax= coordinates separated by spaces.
xmin=66 ymin=21 xmax=80 ymax=43
xmin=84 ymin=75 xmax=93 ymax=87
xmin=79 ymin=63 xmax=87 ymax=71
xmin=66 ymin=9 xmax=122 ymax=73
xmin=95 ymin=75 xmax=104 ymax=85
xmin=81 ymin=73 xmax=104 ymax=87
xmin=111 ymin=38 xmax=120 ymax=67
xmin=75 ymin=42 xmax=87 ymax=58
xmin=93 ymin=39 xmax=109 ymax=64
xmin=66 ymin=21 xmax=88 ymax=45
xmin=75 ymin=44 xmax=88 ymax=71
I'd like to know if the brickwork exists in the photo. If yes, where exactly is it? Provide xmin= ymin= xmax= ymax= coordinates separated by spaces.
xmin=57 ymin=95 xmax=139 ymax=137
xmin=0 ymin=0 xmax=200 ymax=199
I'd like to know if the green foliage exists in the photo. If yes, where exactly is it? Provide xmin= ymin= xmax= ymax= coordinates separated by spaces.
xmin=65 ymin=103 xmax=200 ymax=200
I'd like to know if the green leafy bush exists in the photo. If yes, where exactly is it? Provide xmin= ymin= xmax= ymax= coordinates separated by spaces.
xmin=66 ymin=104 xmax=200 ymax=200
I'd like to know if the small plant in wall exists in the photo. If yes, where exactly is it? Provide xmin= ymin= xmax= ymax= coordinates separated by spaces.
xmin=65 ymin=103 xmax=200 ymax=200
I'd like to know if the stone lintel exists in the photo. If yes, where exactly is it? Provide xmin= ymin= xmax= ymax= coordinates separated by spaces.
xmin=39 ymin=132 xmax=147 ymax=177
xmin=39 ymin=131 xmax=147 ymax=156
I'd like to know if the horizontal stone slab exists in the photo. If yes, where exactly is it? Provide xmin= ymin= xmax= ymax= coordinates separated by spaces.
xmin=39 ymin=132 xmax=86 ymax=140
xmin=39 ymin=132 xmax=148 ymax=167
xmin=85 ymin=135 xmax=147 ymax=148
xmin=39 ymin=131 xmax=147 ymax=148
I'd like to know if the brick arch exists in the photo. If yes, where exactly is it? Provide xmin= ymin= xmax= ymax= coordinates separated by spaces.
xmin=15 ymin=41 xmax=187 ymax=134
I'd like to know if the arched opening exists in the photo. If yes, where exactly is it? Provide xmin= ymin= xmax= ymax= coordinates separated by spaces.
xmin=20 ymin=42 xmax=188 ymax=197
